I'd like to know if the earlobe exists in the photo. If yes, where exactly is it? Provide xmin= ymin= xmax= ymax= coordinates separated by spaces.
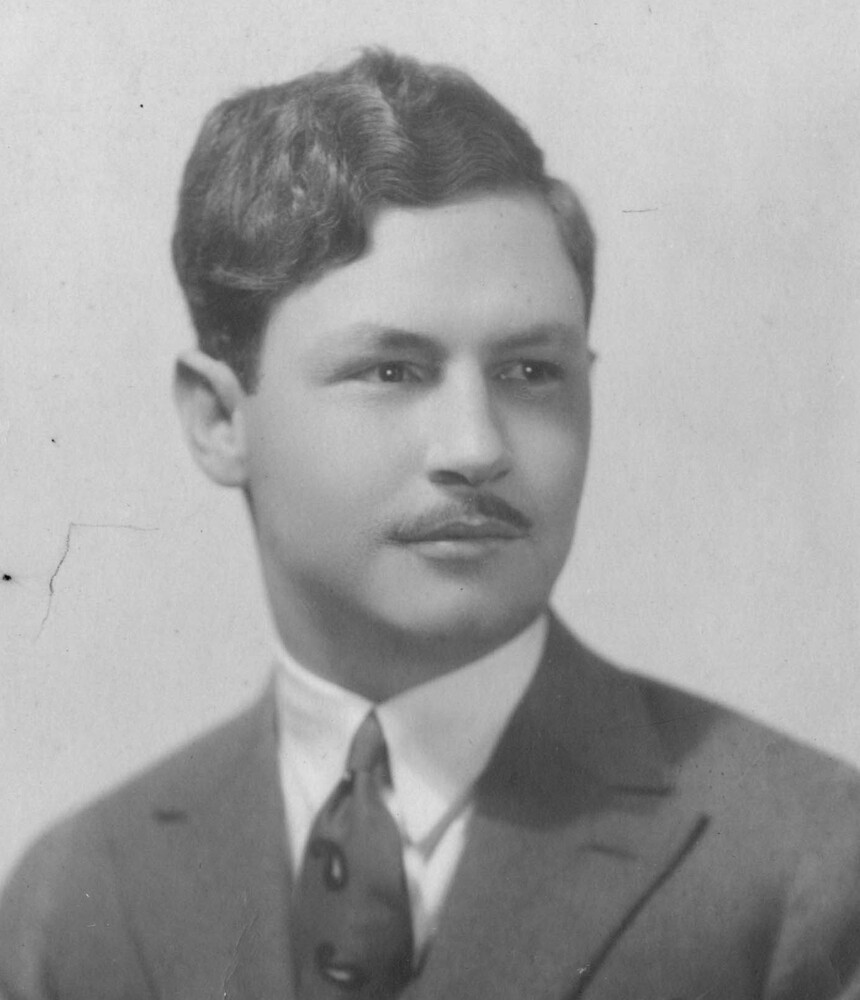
xmin=173 ymin=350 xmax=250 ymax=487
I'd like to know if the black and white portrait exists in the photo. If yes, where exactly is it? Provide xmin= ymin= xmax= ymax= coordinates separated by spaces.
xmin=1 ymin=2 xmax=858 ymax=997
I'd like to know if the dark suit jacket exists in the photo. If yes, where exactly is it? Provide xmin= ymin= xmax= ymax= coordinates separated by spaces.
xmin=3 ymin=617 xmax=860 ymax=999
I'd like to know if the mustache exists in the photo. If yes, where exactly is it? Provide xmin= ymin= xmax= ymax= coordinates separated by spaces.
xmin=388 ymin=494 xmax=532 ymax=542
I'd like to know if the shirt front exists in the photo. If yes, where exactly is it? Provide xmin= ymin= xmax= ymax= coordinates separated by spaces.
xmin=273 ymin=614 xmax=547 ymax=957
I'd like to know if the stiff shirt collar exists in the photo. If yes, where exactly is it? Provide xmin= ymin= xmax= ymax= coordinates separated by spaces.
xmin=273 ymin=615 xmax=547 ymax=856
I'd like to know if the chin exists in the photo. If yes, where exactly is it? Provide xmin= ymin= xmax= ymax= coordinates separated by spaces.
xmin=376 ymin=586 xmax=547 ymax=658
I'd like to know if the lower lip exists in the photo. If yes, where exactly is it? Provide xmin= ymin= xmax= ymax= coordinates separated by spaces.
xmin=402 ymin=537 xmax=519 ymax=560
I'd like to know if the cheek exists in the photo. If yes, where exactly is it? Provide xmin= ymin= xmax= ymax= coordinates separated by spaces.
xmin=534 ymin=446 xmax=589 ymax=524
xmin=250 ymin=397 xmax=413 ymax=524
xmin=514 ymin=408 xmax=590 ymax=506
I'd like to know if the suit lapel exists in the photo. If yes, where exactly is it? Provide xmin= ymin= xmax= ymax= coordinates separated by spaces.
xmin=215 ymin=686 xmax=296 ymax=1000
xmin=402 ymin=617 xmax=708 ymax=1000
xmin=133 ymin=681 xmax=295 ymax=1000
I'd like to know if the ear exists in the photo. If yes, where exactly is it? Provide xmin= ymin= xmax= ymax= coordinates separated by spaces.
xmin=173 ymin=350 xmax=249 ymax=487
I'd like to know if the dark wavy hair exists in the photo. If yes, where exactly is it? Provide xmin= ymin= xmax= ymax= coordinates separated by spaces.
xmin=172 ymin=49 xmax=596 ymax=390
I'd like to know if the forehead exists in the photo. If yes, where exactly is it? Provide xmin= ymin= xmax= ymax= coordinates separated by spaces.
xmin=265 ymin=192 xmax=586 ymax=350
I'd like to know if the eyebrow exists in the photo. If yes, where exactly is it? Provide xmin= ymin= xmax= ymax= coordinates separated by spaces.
xmin=494 ymin=321 xmax=587 ymax=350
xmin=324 ymin=320 xmax=586 ymax=354
xmin=339 ymin=325 xmax=442 ymax=353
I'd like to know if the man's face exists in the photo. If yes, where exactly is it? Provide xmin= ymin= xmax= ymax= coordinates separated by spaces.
xmin=242 ymin=191 xmax=591 ymax=669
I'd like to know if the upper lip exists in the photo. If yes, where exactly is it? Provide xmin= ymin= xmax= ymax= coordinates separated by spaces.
xmin=388 ymin=496 xmax=532 ymax=544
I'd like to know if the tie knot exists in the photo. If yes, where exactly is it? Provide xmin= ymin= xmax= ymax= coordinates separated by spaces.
xmin=347 ymin=711 xmax=389 ymax=778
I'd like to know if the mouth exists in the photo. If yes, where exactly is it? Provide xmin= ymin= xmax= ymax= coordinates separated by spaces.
xmin=387 ymin=495 xmax=532 ymax=560
xmin=397 ymin=518 xmax=527 ymax=544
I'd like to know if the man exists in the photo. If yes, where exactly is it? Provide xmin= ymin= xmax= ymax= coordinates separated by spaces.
xmin=1 ymin=48 xmax=859 ymax=1000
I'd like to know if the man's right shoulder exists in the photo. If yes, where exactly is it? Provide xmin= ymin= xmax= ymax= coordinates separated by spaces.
xmin=0 ymin=687 xmax=277 ymax=1000
xmin=23 ymin=686 xmax=273 ymax=857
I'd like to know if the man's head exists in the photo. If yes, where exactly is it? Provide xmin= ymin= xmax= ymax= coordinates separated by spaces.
xmin=173 ymin=50 xmax=596 ymax=698
xmin=172 ymin=48 xmax=595 ymax=390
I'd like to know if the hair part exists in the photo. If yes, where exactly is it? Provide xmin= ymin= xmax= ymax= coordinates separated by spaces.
xmin=172 ymin=48 xmax=596 ymax=390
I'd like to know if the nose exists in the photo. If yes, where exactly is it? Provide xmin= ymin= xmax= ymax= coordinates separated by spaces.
xmin=424 ymin=366 xmax=510 ymax=488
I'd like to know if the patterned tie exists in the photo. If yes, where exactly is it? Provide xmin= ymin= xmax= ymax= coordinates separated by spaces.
xmin=291 ymin=711 xmax=414 ymax=999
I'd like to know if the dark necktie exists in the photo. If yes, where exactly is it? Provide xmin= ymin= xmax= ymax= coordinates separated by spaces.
xmin=291 ymin=711 xmax=414 ymax=999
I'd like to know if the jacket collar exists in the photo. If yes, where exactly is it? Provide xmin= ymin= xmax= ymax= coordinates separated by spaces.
xmin=132 ymin=684 xmax=294 ymax=999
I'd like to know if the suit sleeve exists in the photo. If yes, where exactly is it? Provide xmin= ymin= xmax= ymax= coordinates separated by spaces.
xmin=0 ymin=817 xmax=156 ymax=1000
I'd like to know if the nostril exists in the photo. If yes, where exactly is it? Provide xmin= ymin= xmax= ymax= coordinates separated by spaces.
xmin=428 ymin=460 xmax=509 ymax=489
xmin=429 ymin=469 xmax=474 ymax=487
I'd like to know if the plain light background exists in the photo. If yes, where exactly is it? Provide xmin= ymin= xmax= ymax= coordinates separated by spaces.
xmin=1 ymin=0 xmax=858 ymax=884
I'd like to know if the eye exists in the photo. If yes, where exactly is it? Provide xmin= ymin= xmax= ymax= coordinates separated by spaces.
xmin=497 ymin=360 xmax=565 ymax=385
xmin=355 ymin=361 xmax=423 ymax=384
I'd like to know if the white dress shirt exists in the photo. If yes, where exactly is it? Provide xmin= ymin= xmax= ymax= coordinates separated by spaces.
xmin=273 ymin=614 xmax=547 ymax=958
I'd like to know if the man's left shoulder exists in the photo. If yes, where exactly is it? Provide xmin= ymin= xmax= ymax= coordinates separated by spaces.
xmin=549 ymin=617 xmax=860 ymax=817
xmin=630 ymin=663 xmax=860 ymax=843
